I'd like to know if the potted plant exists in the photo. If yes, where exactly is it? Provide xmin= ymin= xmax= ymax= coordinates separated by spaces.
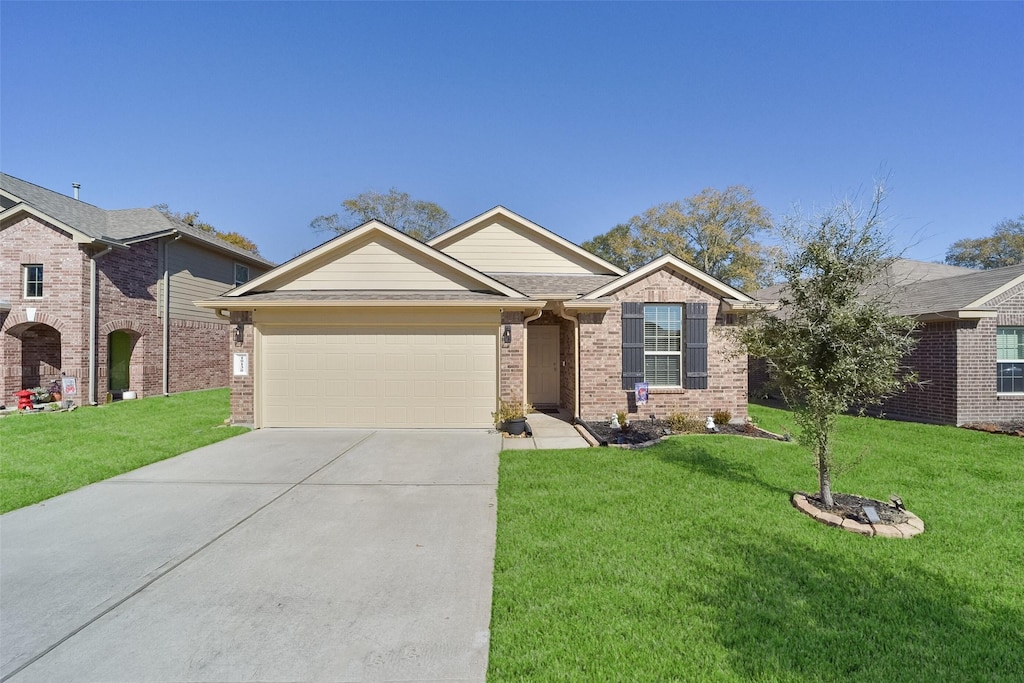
xmin=492 ymin=397 xmax=533 ymax=435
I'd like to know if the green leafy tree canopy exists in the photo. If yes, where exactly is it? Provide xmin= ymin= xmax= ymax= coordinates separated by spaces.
xmin=945 ymin=215 xmax=1024 ymax=269
xmin=582 ymin=185 xmax=773 ymax=291
xmin=310 ymin=188 xmax=452 ymax=242
xmin=153 ymin=204 xmax=260 ymax=255
xmin=736 ymin=185 xmax=918 ymax=508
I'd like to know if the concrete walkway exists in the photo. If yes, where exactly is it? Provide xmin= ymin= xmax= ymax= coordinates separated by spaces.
xmin=501 ymin=411 xmax=591 ymax=450
xmin=0 ymin=429 xmax=500 ymax=682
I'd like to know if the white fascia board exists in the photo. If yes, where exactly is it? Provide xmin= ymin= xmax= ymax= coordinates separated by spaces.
xmin=428 ymin=206 xmax=627 ymax=276
xmin=583 ymin=254 xmax=752 ymax=301
xmin=227 ymin=220 xmax=525 ymax=298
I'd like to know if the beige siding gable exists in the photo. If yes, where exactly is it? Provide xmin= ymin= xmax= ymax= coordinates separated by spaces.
xmin=273 ymin=235 xmax=480 ymax=291
xmin=438 ymin=217 xmax=608 ymax=274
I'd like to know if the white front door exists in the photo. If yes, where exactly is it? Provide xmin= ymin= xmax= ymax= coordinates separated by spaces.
xmin=527 ymin=325 xmax=560 ymax=406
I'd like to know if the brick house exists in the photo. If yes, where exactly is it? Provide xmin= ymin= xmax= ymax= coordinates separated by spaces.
xmin=1 ymin=173 xmax=272 ymax=405
xmin=197 ymin=207 xmax=763 ymax=428
xmin=751 ymin=259 xmax=1024 ymax=426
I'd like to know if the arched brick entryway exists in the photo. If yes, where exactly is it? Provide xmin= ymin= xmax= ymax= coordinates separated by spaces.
xmin=3 ymin=321 xmax=63 ymax=393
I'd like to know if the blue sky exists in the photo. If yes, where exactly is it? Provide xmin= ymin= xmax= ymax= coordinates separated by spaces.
xmin=2 ymin=1 xmax=1022 ymax=266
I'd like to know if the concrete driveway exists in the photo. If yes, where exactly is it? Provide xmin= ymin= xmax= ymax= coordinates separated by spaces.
xmin=0 ymin=429 xmax=501 ymax=682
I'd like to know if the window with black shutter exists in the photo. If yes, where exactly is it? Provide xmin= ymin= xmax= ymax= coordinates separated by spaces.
xmin=620 ymin=301 xmax=710 ymax=389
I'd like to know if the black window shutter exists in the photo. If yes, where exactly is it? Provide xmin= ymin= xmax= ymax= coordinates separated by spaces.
xmin=622 ymin=302 xmax=644 ymax=390
xmin=685 ymin=302 xmax=708 ymax=389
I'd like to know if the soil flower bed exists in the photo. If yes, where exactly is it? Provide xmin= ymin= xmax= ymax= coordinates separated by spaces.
xmin=580 ymin=417 xmax=786 ymax=446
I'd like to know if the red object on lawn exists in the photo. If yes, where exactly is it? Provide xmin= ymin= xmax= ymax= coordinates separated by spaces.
xmin=14 ymin=389 xmax=35 ymax=411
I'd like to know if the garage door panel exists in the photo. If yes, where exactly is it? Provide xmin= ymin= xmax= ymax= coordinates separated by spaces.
xmin=259 ymin=324 xmax=495 ymax=428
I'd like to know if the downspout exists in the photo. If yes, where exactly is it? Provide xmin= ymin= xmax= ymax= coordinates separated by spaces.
xmin=522 ymin=308 xmax=544 ymax=404
xmin=88 ymin=245 xmax=114 ymax=405
xmin=556 ymin=305 xmax=582 ymax=419
xmin=162 ymin=234 xmax=182 ymax=395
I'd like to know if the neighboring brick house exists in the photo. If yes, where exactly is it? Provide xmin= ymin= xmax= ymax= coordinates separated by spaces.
xmin=751 ymin=259 xmax=1024 ymax=426
xmin=1 ymin=173 xmax=272 ymax=405
xmin=196 ymin=207 xmax=764 ymax=429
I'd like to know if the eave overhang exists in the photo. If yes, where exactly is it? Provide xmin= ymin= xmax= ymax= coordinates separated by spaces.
xmin=196 ymin=297 xmax=548 ymax=311
xmin=722 ymin=298 xmax=779 ymax=313
xmin=913 ymin=309 xmax=998 ymax=322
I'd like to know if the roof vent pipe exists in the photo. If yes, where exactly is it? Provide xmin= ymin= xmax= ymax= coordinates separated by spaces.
xmin=72 ymin=183 xmax=81 ymax=200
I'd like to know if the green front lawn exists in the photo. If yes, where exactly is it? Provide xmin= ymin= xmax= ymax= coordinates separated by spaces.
xmin=489 ymin=405 xmax=1024 ymax=681
xmin=0 ymin=389 xmax=247 ymax=513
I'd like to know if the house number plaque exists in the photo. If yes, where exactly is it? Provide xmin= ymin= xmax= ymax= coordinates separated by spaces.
xmin=233 ymin=353 xmax=249 ymax=376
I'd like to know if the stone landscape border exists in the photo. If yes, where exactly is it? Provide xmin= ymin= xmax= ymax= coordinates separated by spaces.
xmin=792 ymin=492 xmax=925 ymax=538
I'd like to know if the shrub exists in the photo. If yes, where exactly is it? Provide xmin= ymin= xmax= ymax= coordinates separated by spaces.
xmin=615 ymin=410 xmax=629 ymax=428
xmin=667 ymin=412 xmax=703 ymax=433
xmin=492 ymin=397 xmax=533 ymax=427
xmin=713 ymin=410 xmax=732 ymax=425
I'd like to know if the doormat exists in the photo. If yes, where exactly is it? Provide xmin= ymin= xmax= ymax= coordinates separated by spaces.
xmin=535 ymin=406 xmax=561 ymax=414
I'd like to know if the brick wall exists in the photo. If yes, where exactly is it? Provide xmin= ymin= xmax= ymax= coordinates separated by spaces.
xmin=1 ymin=215 xmax=91 ymax=399
xmin=229 ymin=311 xmax=254 ymax=425
xmin=878 ymin=321 xmax=961 ymax=424
xmin=957 ymin=284 xmax=1024 ymax=424
xmin=499 ymin=310 xmax=525 ymax=405
xmin=169 ymin=319 xmax=231 ymax=393
xmin=558 ymin=314 xmax=576 ymax=412
xmin=578 ymin=269 xmax=748 ymax=422
xmin=95 ymin=243 xmax=162 ymax=398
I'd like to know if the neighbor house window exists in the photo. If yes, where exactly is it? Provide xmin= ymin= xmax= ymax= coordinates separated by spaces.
xmin=644 ymin=304 xmax=682 ymax=386
xmin=997 ymin=326 xmax=1024 ymax=393
xmin=23 ymin=264 xmax=43 ymax=298
xmin=234 ymin=263 xmax=250 ymax=287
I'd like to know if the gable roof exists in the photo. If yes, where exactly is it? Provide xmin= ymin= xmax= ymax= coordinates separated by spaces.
xmin=428 ymin=206 xmax=626 ymax=276
xmin=892 ymin=262 xmax=1024 ymax=317
xmin=753 ymin=259 xmax=1023 ymax=320
xmin=0 ymin=173 xmax=271 ymax=266
xmin=227 ymin=219 xmax=526 ymax=298
xmin=582 ymin=254 xmax=754 ymax=301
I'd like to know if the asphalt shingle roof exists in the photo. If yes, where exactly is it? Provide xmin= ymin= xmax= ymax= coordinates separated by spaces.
xmin=753 ymin=259 xmax=1023 ymax=317
xmin=1 ymin=173 xmax=272 ymax=266
xmin=892 ymin=263 xmax=1024 ymax=315
xmin=485 ymin=272 xmax=621 ymax=298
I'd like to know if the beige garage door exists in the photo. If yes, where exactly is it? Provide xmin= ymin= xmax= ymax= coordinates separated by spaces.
xmin=258 ymin=325 xmax=496 ymax=428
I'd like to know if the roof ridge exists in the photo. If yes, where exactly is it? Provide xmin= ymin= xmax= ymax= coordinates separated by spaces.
xmin=0 ymin=172 xmax=105 ymax=210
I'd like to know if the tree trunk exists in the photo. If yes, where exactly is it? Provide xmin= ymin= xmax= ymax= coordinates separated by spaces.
xmin=817 ymin=429 xmax=834 ymax=508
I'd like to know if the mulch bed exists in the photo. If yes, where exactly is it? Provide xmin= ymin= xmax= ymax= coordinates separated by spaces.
xmin=962 ymin=421 xmax=1024 ymax=437
xmin=580 ymin=418 xmax=787 ymax=446
xmin=801 ymin=491 xmax=909 ymax=526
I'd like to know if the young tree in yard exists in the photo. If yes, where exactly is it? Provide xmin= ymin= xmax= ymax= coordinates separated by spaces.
xmin=310 ymin=187 xmax=452 ymax=241
xmin=581 ymin=185 xmax=773 ymax=291
xmin=945 ymin=215 xmax=1024 ymax=269
xmin=737 ymin=186 xmax=918 ymax=508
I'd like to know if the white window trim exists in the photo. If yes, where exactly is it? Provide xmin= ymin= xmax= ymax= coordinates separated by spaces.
xmin=234 ymin=263 xmax=250 ymax=288
xmin=643 ymin=304 xmax=683 ymax=388
xmin=23 ymin=264 xmax=43 ymax=299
